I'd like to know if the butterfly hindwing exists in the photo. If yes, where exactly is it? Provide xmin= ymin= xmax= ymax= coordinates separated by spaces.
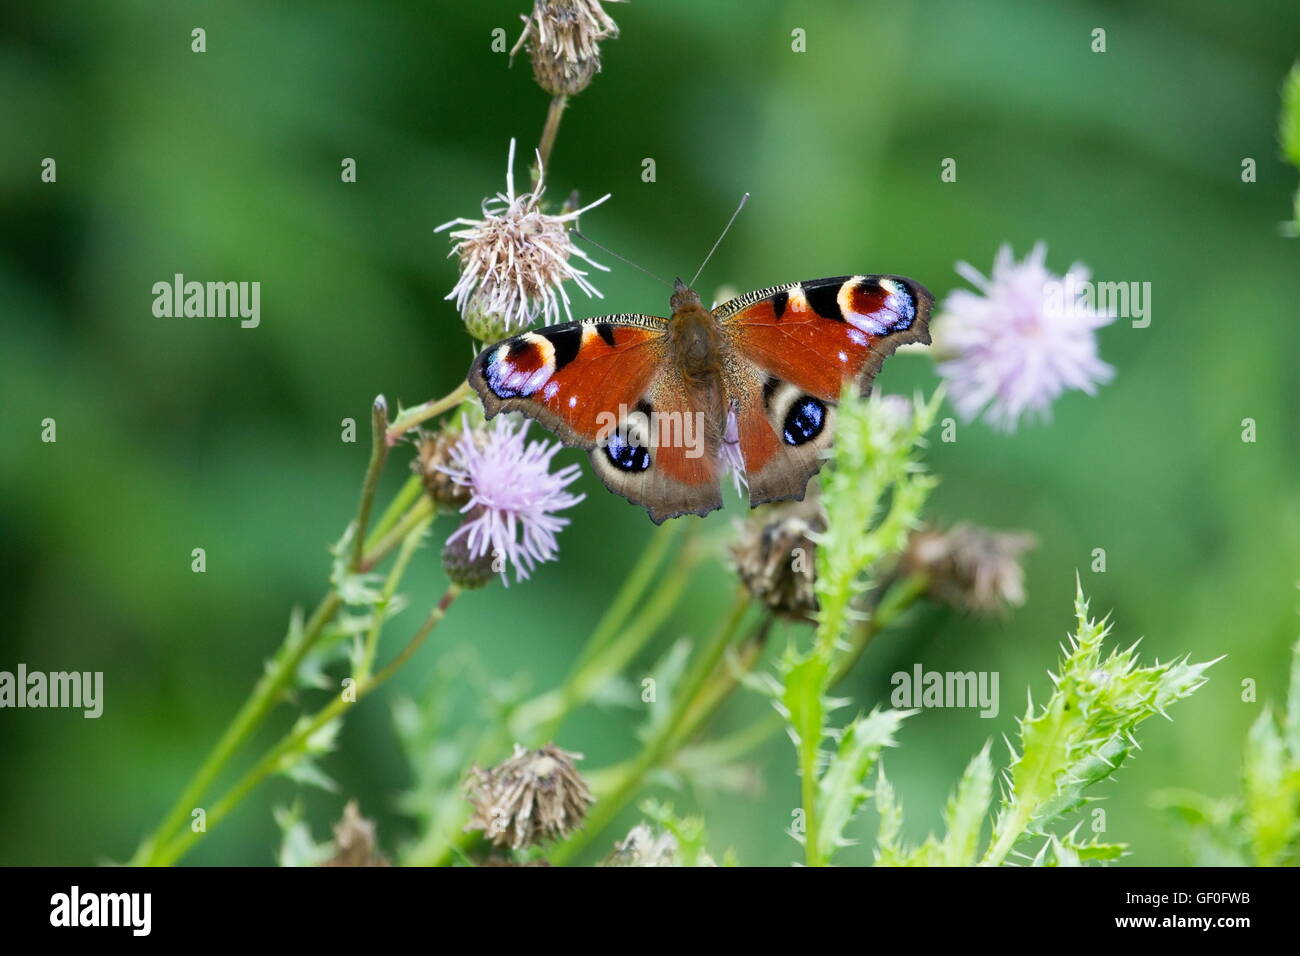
xmin=468 ymin=315 xmax=723 ymax=524
xmin=717 ymin=274 xmax=933 ymax=507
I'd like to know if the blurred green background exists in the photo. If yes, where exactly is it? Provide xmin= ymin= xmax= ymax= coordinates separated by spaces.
xmin=2 ymin=0 xmax=1298 ymax=866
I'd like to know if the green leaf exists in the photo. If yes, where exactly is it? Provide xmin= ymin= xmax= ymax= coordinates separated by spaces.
xmin=1242 ymin=706 xmax=1300 ymax=865
xmin=983 ymin=582 xmax=1215 ymax=864
xmin=872 ymin=767 xmax=908 ymax=866
xmin=936 ymin=743 xmax=994 ymax=865
xmin=638 ymin=638 xmax=693 ymax=740
xmin=273 ymin=801 xmax=333 ymax=867
xmin=1281 ymin=63 xmax=1300 ymax=168
xmin=779 ymin=652 xmax=831 ymax=755
xmin=815 ymin=708 xmax=910 ymax=863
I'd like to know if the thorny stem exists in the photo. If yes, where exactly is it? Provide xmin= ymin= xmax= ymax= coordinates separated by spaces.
xmin=129 ymin=589 xmax=342 ymax=866
xmin=384 ymin=381 xmax=473 ymax=446
xmin=512 ymin=524 xmax=696 ymax=741
xmin=366 ymin=475 xmax=423 ymax=552
xmin=403 ymin=524 xmax=697 ymax=866
xmin=571 ymin=520 xmax=683 ymax=672
xmin=548 ymin=590 xmax=752 ymax=866
xmin=362 ymin=497 xmax=435 ymax=573
xmin=132 ymin=391 xmax=458 ymax=866
xmin=672 ymin=573 xmax=931 ymax=778
xmin=830 ymin=571 xmax=927 ymax=686
xmin=152 ymin=575 xmax=458 ymax=867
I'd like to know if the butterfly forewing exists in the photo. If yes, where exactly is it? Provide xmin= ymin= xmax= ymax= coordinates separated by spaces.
xmin=717 ymin=274 xmax=933 ymax=507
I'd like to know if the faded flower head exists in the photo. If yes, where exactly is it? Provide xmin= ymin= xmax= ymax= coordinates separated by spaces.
xmin=322 ymin=801 xmax=390 ymax=867
xmin=602 ymin=823 xmax=680 ymax=867
xmin=730 ymin=495 xmax=826 ymax=622
xmin=412 ymin=427 xmax=476 ymax=512
xmin=902 ymin=522 xmax=1036 ymax=614
xmin=464 ymin=743 xmax=595 ymax=849
xmin=513 ymin=0 xmax=623 ymax=96
xmin=933 ymin=242 xmax=1115 ymax=431
xmin=436 ymin=139 xmax=609 ymax=337
xmin=440 ymin=415 xmax=584 ymax=585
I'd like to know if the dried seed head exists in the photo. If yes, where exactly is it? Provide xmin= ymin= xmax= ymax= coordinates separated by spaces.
xmin=902 ymin=522 xmax=1037 ymax=614
xmin=513 ymin=0 xmax=623 ymax=96
xmin=322 ymin=801 xmax=390 ymax=867
xmin=412 ymin=428 xmax=476 ymax=512
xmin=464 ymin=743 xmax=595 ymax=849
xmin=436 ymin=139 xmax=609 ymax=336
xmin=729 ymin=495 xmax=826 ymax=622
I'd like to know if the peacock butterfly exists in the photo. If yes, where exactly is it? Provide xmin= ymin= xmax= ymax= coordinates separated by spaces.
xmin=467 ymin=268 xmax=932 ymax=523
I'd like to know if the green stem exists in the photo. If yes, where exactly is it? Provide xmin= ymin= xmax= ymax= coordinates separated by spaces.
xmin=537 ymin=94 xmax=568 ymax=173
xmin=512 ymin=527 xmax=695 ymax=742
xmin=402 ymin=526 xmax=695 ymax=867
xmin=674 ymin=574 xmax=929 ymax=776
xmin=361 ymin=498 xmax=434 ymax=573
xmin=384 ymin=382 xmax=472 ymax=446
xmin=366 ymin=475 xmax=423 ymax=551
xmin=152 ymin=577 xmax=457 ymax=867
xmin=357 ymin=520 xmax=428 ymax=683
xmin=829 ymin=572 xmax=927 ymax=685
xmin=130 ymin=590 xmax=341 ymax=865
xmin=132 ymin=403 xmax=420 ymax=865
xmin=548 ymin=591 xmax=752 ymax=866
xmin=351 ymin=396 xmax=391 ymax=568
xmin=571 ymin=520 xmax=683 ymax=672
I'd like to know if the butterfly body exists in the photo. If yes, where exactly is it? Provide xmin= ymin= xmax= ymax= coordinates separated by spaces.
xmin=469 ymin=274 xmax=932 ymax=523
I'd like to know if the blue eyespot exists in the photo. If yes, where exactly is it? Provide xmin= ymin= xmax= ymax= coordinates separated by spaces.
xmin=604 ymin=431 xmax=652 ymax=472
xmin=782 ymin=397 xmax=826 ymax=446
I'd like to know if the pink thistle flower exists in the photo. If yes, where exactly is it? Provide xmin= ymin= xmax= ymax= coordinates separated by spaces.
xmin=933 ymin=242 xmax=1116 ymax=431
xmin=441 ymin=416 xmax=584 ymax=585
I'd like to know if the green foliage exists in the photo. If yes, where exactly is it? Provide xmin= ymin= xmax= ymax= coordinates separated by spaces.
xmin=1282 ymin=63 xmax=1300 ymax=231
xmin=812 ymin=391 xmax=941 ymax=660
xmin=638 ymin=801 xmax=726 ymax=867
xmin=767 ymin=390 xmax=939 ymax=865
xmin=1155 ymin=641 xmax=1300 ymax=866
xmin=273 ymin=802 xmax=333 ymax=868
xmin=814 ymin=709 xmax=910 ymax=864
xmin=980 ymin=583 xmax=1215 ymax=864
xmin=869 ymin=583 xmax=1214 ymax=867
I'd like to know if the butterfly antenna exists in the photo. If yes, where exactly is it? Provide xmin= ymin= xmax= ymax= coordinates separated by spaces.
xmin=689 ymin=192 xmax=750 ymax=288
xmin=571 ymin=228 xmax=672 ymax=289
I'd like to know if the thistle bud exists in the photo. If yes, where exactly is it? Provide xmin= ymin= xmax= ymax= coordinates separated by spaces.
xmin=461 ymin=292 xmax=514 ymax=345
xmin=441 ymin=507 xmax=499 ymax=589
